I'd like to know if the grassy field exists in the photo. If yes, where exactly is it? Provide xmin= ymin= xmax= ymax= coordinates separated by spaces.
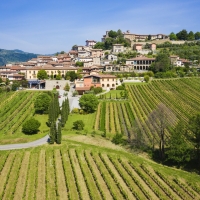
xmin=0 ymin=138 xmax=199 ymax=200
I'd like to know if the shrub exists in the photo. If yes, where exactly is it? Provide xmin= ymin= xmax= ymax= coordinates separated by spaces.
xmin=93 ymin=87 xmax=103 ymax=94
xmin=71 ymin=108 xmax=79 ymax=114
xmin=144 ymin=75 xmax=150 ymax=83
xmin=116 ymin=85 xmax=124 ymax=90
xmin=22 ymin=118 xmax=41 ymax=135
xmin=73 ymin=120 xmax=85 ymax=130
xmin=112 ymin=133 xmax=124 ymax=144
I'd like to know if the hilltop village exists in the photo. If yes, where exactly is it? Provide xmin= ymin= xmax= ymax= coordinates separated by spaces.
xmin=0 ymin=29 xmax=199 ymax=93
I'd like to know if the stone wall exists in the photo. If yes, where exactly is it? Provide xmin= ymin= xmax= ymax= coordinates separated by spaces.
xmin=45 ymin=80 xmax=70 ymax=90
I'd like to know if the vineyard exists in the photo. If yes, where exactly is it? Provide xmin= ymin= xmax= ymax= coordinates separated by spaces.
xmin=94 ymin=78 xmax=200 ymax=145
xmin=0 ymin=91 xmax=48 ymax=144
xmin=0 ymin=143 xmax=199 ymax=200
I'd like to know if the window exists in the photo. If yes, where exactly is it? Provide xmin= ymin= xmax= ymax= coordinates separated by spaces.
xmin=107 ymin=79 xmax=109 ymax=81
xmin=29 ymin=71 xmax=31 ymax=74
xmin=102 ymin=84 xmax=104 ymax=87
xmin=102 ymin=78 xmax=104 ymax=81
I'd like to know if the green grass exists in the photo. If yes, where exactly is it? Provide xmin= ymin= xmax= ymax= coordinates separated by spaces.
xmin=63 ymin=113 xmax=96 ymax=134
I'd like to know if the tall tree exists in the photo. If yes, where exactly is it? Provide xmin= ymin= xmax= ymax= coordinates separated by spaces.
xmin=176 ymin=29 xmax=188 ymax=40
xmin=150 ymin=53 xmax=171 ymax=73
xmin=34 ymin=93 xmax=51 ymax=114
xmin=56 ymin=122 xmax=62 ymax=144
xmin=79 ymin=94 xmax=99 ymax=113
xmin=37 ymin=69 xmax=48 ymax=80
xmin=108 ymin=30 xmax=118 ymax=38
xmin=49 ymin=121 xmax=56 ymax=144
xmin=187 ymin=114 xmax=200 ymax=167
xmin=169 ymin=32 xmax=177 ymax=40
xmin=166 ymin=121 xmax=191 ymax=166
xmin=187 ymin=31 xmax=195 ymax=41
xmin=65 ymin=71 xmax=77 ymax=82
xmin=147 ymin=103 xmax=176 ymax=160
xmin=195 ymin=32 xmax=200 ymax=40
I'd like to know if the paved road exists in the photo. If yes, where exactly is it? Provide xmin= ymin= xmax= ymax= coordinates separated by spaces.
xmin=0 ymin=135 xmax=49 ymax=150
xmin=57 ymin=84 xmax=80 ymax=111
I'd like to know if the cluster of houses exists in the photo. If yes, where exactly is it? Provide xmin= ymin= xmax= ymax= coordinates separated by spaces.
xmin=0 ymin=30 xmax=191 ymax=93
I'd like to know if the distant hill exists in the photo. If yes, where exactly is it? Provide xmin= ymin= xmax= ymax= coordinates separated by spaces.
xmin=0 ymin=48 xmax=38 ymax=66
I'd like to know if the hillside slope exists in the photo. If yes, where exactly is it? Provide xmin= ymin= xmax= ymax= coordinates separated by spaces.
xmin=0 ymin=49 xmax=37 ymax=66
xmin=0 ymin=140 xmax=199 ymax=200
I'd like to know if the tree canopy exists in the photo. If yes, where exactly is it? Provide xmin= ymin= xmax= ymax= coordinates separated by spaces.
xmin=169 ymin=32 xmax=177 ymax=40
xmin=187 ymin=113 xmax=200 ymax=166
xmin=22 ymin=118 xmax=41 ymax=134
xmin=147 ymin=103 xmax=176 ymax=160
xmin=93 ymin=29 xmax=131 ymax=50
xmin=34 ymin=93 xmax=52 ymax=114
xmin=79 ymin=94 xmax=99 ymax=113
xmin=166 ymin=121 xmax=191 ymax=166
xmin=65 ymin=71 xmax=77 ymax=82
xmin=73 ymin=120 xmax=85 ymax=130
xmin=150 ymin=53 xmax=171 ymax=73
xmin=37 ymin=69 xmax=48 ymax=80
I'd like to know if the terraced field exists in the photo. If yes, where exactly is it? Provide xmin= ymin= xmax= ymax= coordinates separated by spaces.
xmin=0 ymin=142 xmax=199 ymax=200
xmin=95 ymin=78 xmax=200 ymax=145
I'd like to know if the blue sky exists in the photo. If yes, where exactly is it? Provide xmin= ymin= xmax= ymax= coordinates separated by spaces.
xmin=0 ymin=0 xmax=199 ymax=54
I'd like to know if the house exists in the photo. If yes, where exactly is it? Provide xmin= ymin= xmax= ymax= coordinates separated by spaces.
xmin=170 ymin=55 xmax=179 ymax=65
xmin=75 ymin=74 xmax=117 ymax=94
xmin=90 ymin=49 xmax=104 ymax=57
xmin=119 ymin=64 xmax=133 ymax=72
xmin=108 ymin=54 xmax=118 ymax=61
xmin=78 ymin=50 xmax=90 ymax=58
xmin=85 ymin=40 xmax=97 ymax=47
xmin=150 ymin=43 xmax=156 ymax=51
xmin=133 ymin=44 xmax=143 ymax=51
xmin=112 ymin=44 xmax=124 ymax=53
xmin=25 ymin=65 xmax=77 ymax=80
xmin=68 ymin=50 xmax=78 ymax=58
xmin=126 ymin=56 xmax=155 ymax=71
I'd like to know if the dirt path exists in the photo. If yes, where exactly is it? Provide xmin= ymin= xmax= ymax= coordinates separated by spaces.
xmin=14 ymin=152 xmax=30 ymax=200
xmin=54 ymin=149 xmax=68 ymax=199
xmin=36 ymin=150 xmax=46 ymax=200
xmin=65 ymin=135 xmax=125 ymax=151
xmin=69 ymin=149 xmax=90 ymax=200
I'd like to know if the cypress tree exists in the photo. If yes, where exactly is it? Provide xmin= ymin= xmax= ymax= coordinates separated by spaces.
xmin=61 ymin=99 xmax=66 ymax=127
xmin=49 ymin=122 xmax=55 ymax=144
xmin=56 ymin=122 xmax=62 ymax=144
xmin=54 ymin=121 xmax=57 ymax=143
